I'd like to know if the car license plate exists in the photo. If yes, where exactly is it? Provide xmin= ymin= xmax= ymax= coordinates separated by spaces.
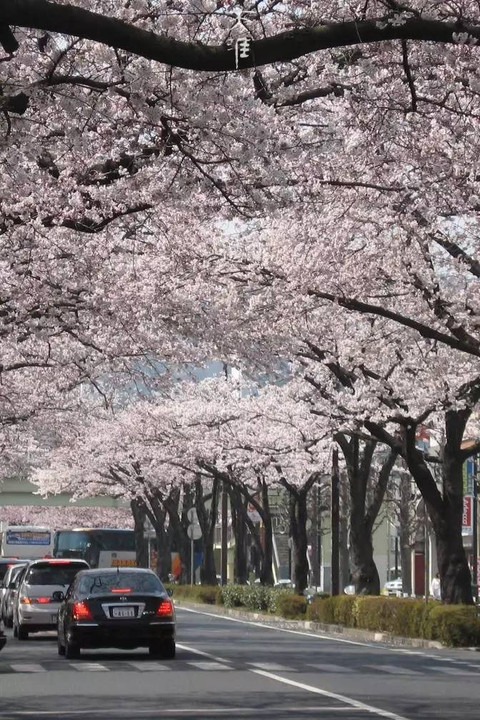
xmin=112 ymin=607 xmax=135 ymax=618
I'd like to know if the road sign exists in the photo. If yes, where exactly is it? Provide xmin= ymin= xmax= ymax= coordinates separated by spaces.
xmin=187 ymin=524 xmax=202 ymax=540
xmin=187 ymin=508 xmax=198 ymax=523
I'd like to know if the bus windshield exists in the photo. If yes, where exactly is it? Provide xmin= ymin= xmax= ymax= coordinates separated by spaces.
xmin=53 ymin=529 xmax=136 ymax=568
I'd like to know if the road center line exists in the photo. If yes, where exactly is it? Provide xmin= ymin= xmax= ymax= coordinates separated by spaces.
xmin=251 ymin=669 xmax=409 ymax=720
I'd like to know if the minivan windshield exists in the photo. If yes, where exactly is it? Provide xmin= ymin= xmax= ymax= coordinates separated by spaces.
xmin=26 ymin=564 xmax=86 ymax=586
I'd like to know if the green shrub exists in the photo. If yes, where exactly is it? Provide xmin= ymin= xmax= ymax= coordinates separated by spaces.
xmin=306 ymin=596 xmax=336 ymax=624
xmin=221 ymin=584 xmax=245 ymax=608
xmin=423 ymin=605 xmax=480 ymax=647
xmin=333 ymin=595 xmax=357 ymax=627
xmin=275 ymin=593 xmax=307 ymax=619
xmin=267 ymin=588 xmax=294 ymax=615
xmin=355 ymin=596 xmax=433 ymax=636
xmin=195 ymin=586 xmax=220 ymax=605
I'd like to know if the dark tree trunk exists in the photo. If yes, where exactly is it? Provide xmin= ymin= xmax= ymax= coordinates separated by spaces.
xmin=130 ymin=498 xmax=148 ymax=568
xmin=165 ymin=486 xmax=191 ymax=584
xmin=196 ymin=462 xmax=274 ymax=585
xmin=281 ymin=474 xmax=318 ymax=593
xmin=259 ymin=479 xmax=274 ymax=586
xmin=195 ymin=475 xmax=219 ymax=585
xmin=336 ymin=434 xmax=397 ymax=596
xmin=403 ymin=414 xmax=473 ymax=605
xmin=399 ymin=470 xmax=413 ymax=595
xmin=146 ymin=489 xmax=171 ymax=581
xmin=289 ymin=491 xmax=309 ymax=592
xmin=229 ymin=485 xmax=249 ymax=584
xmin=339 ymin=477 xmax=350 ymax=590
xmin=367 ymin=409 xmax=475 ymax=604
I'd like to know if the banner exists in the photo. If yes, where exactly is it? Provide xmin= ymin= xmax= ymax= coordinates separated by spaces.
xmin=462 ymin=496 xmax=473 ymax=532
xmin=5 ymin=530 xmax=51 ymax=546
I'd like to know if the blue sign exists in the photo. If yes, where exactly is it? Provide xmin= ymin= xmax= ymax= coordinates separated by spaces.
xmin=6 ymin=530 xmax=51 ymax=546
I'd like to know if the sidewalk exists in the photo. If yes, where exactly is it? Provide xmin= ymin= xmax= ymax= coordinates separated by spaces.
xmin=176 ymin=599 xmax=452 ymax=651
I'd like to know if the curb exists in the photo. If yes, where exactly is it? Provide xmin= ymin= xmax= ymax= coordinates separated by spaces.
xmin=176 ymin=600 xmax=447 ymax=650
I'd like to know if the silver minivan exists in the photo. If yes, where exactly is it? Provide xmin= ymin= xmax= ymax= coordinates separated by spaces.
xmin=13 ymin=558 xmax=89 ymax=639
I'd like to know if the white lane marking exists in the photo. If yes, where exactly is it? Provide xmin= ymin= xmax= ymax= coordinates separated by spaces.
xmin=176 ymin=642 xmax=229 ymax=663
xmin=177 ymin=606 xmax=410 ymax=651
xmin=178 ymin=635 xmax=408 ymax=719
xmin=128 ymin=661 xmax=171 ymax=671
xmin=310 ymin=663 xmax=351 ymax=673
xmin=250 ymin=662 xmax=292 ymax=672
xmin=70 ymin=662 xmax=108 ymax=671
xmin=364 ymin=665 xmax=421 ymax=675
xmin=252 ymin=669 xmax=409 ymax=720
xmin=187 ymin=660 xmax=232 ymax=671
xmin=0 ymin=708 xmax=369 ymax=717
xmin=9 ymin=664 xmax=45 ymax=673
xmin=424 ymin=665 xmax=479 ymax=676
xmin=176 ymin=606 xmax=470 ymax=664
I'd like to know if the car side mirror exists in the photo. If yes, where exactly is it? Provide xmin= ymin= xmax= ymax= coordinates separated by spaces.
xmin=52 ymin=590 xmax=65 ymax=602
xmin=8 ymin=581 xmax=16 ymax=590
xmin=167 ymin=588 xmax=173 ymax=597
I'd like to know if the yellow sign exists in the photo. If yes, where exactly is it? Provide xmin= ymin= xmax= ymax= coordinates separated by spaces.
xmin=110 ymin=558 xmax=137 ymax=567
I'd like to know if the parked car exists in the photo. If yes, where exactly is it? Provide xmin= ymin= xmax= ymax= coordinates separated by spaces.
xmin=274 ymin=579 xmax=294 ymax=589
xmin=0 ymin=558 xmax=23 ymax=588
xmin=56 ymin=567 xmax=176 ymax=659
xmin=383 ymin=578 xmax=403 ymax=596
xmin=13 ymin=558 xmax=89 ymax=639
xmin=1 ymin=561 xmax=29 ymax=627
xmin=0 ymin=618 xmax=6 ymax=652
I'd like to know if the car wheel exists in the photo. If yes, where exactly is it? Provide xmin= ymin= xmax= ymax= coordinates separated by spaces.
xmin=65 ymin=634 xmax=80 ymax=659
xmin=149 ymin=639 xmax=175 ymax=659
xmin=57 ymin=633 xmax=65 ymax=656
xmin=17 ymin=624 xmax=29 ymax=641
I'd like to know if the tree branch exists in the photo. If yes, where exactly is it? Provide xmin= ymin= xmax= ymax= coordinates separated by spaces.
xmin=2 ymin=3 xmax=480 ymax=71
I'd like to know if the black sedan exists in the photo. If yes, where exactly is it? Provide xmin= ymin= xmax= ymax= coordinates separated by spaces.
xmin=56 ymin=567 xmax=175 ymax=660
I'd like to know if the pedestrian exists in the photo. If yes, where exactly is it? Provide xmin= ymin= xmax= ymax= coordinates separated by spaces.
xmin=430 ymin=572 xmax=441 ymax=600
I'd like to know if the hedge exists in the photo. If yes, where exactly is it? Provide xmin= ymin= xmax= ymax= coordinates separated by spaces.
xmin=307 ymin=595 xmax=480 ymax=647
xmin=166 ymin=584 xmax=480 ymax=646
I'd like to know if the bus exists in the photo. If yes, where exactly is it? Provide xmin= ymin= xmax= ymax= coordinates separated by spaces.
xmin=0 ymin=525 xmax=54 ymax=559
xmin=53 ymin=528 xmax=137 ymax=568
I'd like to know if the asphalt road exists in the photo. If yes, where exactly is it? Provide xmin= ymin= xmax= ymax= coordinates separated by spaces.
xmin=1 ymin=605 xmax=479 ymax=720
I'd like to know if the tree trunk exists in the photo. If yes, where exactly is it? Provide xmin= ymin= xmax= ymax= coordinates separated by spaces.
xmin=195 ymin=475 xmax=219 ymax=586
xmin=349 ymin=519 xmax=380 ymax=595
xmin=130 ymin=498 xmax=148 ymax=568
xmin=292 ymin=491 xmax=309 ymax=593
xmin=165 ymin=486 xmax=191 ymax=584
xmin=259 ymin=479 xmax=274 ymax=585
xmin=401 ymin=414 xmax=474 ymax=605
xmin=229 ymin=485 xmax=248 ymax=584
xmin=336 ymin=434 xmax=391 ymax=595
xmin=281 ymin=475 xmax=317 ymax=593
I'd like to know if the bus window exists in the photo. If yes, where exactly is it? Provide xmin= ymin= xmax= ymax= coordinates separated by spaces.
xmin=53 ymin=529 xmax=136 ymax=569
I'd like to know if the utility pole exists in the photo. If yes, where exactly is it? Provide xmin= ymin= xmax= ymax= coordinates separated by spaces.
xmin=221 ymin=481 xmax=228 ymax=585
xmin=472 ymin=456 xmax=478 ymax=602
xmin=424 ymin=502 xmax=430 ymax=604
xmin=331 ymin=446 xmax=340 ymax=596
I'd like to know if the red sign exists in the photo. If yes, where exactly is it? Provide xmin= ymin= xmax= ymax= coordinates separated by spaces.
xmin=462 ymin=496 xmax=472 ymax=528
